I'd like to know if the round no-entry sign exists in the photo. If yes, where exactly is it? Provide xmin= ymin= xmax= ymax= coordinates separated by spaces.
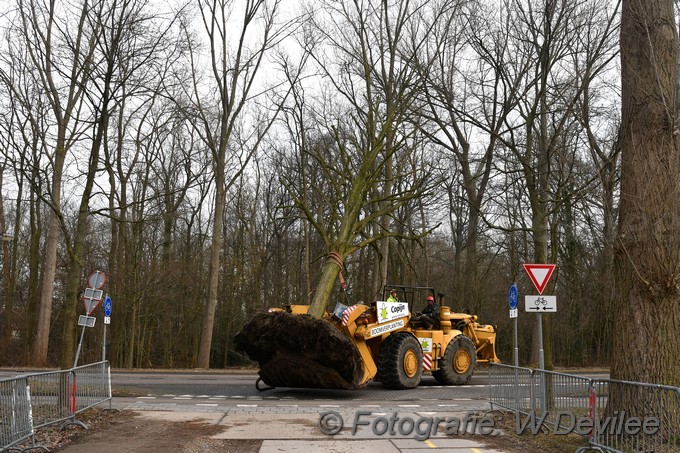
xmin=88 ymin=271 xmax=106 ymax=289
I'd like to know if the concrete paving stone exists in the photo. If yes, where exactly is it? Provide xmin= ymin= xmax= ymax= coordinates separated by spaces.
xmin=393 ymin=438 xmax=499 ymax=449
xmin=258 ymin=440 xmax=400 ymax=453
xmin=215 ymin=413 xmax=321 ymax=439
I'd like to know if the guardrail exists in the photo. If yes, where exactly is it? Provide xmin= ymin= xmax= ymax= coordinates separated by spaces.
xmin=489 ymin=363 xmax=680 ymax=453
xmin=0 ymin=361 xmax=112 ymax=452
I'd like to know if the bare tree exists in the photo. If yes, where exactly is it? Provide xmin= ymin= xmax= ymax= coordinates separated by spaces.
xmin=183 ymin=0 xmax=299 ymax=368
xmin=6 ymin=0 xmax=102 ymax=366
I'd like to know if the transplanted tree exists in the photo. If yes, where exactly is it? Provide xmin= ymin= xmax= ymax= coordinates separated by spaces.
xmin=286 ymin=0 xmax=444 ymax=318
xmin=612 ymin=0 xmax=680 ymax=386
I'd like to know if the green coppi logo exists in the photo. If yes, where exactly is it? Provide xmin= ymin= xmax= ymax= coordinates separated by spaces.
xmin=421 ymin=339 xmax=429 ymax=349
xmin=380 ymin=306 xmax=388 ymax=321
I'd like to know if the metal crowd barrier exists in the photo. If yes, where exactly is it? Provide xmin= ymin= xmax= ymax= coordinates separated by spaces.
xmin=0 ymin=377 xmax=40 ymax=452
xmin=587 ymin=378 xmax=680 ymax=453
xmin=488 ymin=363 xmax=680 ymax=452
xmin=1 ymin=361 xmax=112 ymax=452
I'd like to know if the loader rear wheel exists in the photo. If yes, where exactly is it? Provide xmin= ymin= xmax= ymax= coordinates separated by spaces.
xmin=377 ymin=333 xmax=423 ymax=389
xmin=432 ymin=335 xmax=476 ymax=385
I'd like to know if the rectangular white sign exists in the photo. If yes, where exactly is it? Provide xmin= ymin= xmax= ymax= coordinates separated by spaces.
xmin=376 ymin=301 xmax=409 ymax=324
xmin=77 ymin=315 xmax=96 ymax=327
xmin=418 ymin=337 xmax=433 ymax=353
xmin=525 ymin=295 xmax=557 ymax=312
xmin=368 ymin=319 xmax=405 ymax=338
xmin=510 ymin=309 xmax=518 ymax=318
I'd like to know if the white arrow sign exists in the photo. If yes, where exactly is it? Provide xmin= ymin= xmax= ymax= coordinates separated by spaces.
xmin=525 ymin=295 xmax=557 ymax=312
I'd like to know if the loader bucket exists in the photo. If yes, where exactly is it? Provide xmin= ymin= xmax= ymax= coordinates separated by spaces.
xmin=234 ymin=311 xmax=366 ymax=390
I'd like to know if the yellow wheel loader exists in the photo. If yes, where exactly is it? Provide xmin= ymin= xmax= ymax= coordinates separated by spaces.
xmin=234 ymin=286 xmax=499 ymax=390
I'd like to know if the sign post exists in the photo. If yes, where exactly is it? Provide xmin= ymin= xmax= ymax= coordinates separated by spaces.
xmin=102 ymin=294 xmax=112 ymax=362
xmin=74 ymin=271 xmax=106 ymax=368
xmin=522 ymin=263 xmax=556 ymax=372
xmin=523 ymin=263 xmax=556 ymax=415
xmin=508 ymin=283 xmax=519 ymax=367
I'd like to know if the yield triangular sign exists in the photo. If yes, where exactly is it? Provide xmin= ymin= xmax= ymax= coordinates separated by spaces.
xmin=522 ymin=263 xmax=556 ymax=295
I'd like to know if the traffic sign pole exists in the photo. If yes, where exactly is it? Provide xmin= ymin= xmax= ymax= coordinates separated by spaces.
xmin=75 ymin=271 xmax=107 ymax=368
xmin=102 ymin=295 xmax=111 ymax=362
xmin=74 ymin=323 xmax=87 ymax=368
xmin=508 ymin=284 xmax=519 ymax=367
xmin=523 ymin=263 xmax=556 ymax=416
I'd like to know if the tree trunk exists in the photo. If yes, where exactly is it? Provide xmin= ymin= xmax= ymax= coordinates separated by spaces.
xmin=308 ymin=256 xmax=343 ymax=318
xmin=612 ymin=0 xmax=680 ymax=386
xmin=32 ymin=138 xmax=66 ymax=366
xmin=197 ymin=158 xmax=226 ymax=369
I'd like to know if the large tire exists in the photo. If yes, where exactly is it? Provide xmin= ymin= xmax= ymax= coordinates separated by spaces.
xmin=432 ymin=334 xmax=476 ymax=385
xmin=377 ymin=332 xmax=423 ymax=389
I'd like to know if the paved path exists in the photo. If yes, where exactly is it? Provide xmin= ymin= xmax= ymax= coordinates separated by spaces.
xmin=79 ymin=396 xmax=512 ymax=453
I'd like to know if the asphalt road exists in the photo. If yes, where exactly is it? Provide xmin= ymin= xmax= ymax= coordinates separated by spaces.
xmin=110 ymin=370 xmax=493 ymax=402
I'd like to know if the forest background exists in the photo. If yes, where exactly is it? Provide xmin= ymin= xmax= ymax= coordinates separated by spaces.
xmin=0 ymin=0 xmax=630 ymax=371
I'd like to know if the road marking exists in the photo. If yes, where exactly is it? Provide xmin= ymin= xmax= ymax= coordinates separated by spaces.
xmin=319 ymin=404 xmax=340 ymax=408
xmin=276 ymin=404 xmax=298 ymax=407
xmin=137 ymin=396 xmax=156 ymax=399
xmin=398 ymin=404 xmax=420 ymax=408
xmin=173 ymin=397 xmax=191 ymax=400
xmin=196 ymin=395 xmax=210 ymax=398
xmin=359 ymin=405 xmax=381 ymax=408
xmin=437 ymin=404 xmax=458 ymax=407
xmin=196 ymin=403 xmax=218 ymax=407
xmin=423 ymin=439 xmax=437 ymax=448
xmin=237 ymin=404 xmax=258 ymax=407
xmin=471 ymin=449 xmax=483 ymax=453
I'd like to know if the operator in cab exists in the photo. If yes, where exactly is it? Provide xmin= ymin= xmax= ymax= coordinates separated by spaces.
xmin=414 ymin=295 xmax=439 ymax=329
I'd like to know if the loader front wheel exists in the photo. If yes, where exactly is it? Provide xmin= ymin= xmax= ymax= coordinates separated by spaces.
xmin=377 ymin=333 xmax=423 ymax=389
xmin=432 ymin=335 xmax=476 ymax=385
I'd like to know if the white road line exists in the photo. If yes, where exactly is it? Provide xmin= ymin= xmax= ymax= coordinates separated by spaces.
xmin=237 ymin=404 xmax=258 ymax=407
